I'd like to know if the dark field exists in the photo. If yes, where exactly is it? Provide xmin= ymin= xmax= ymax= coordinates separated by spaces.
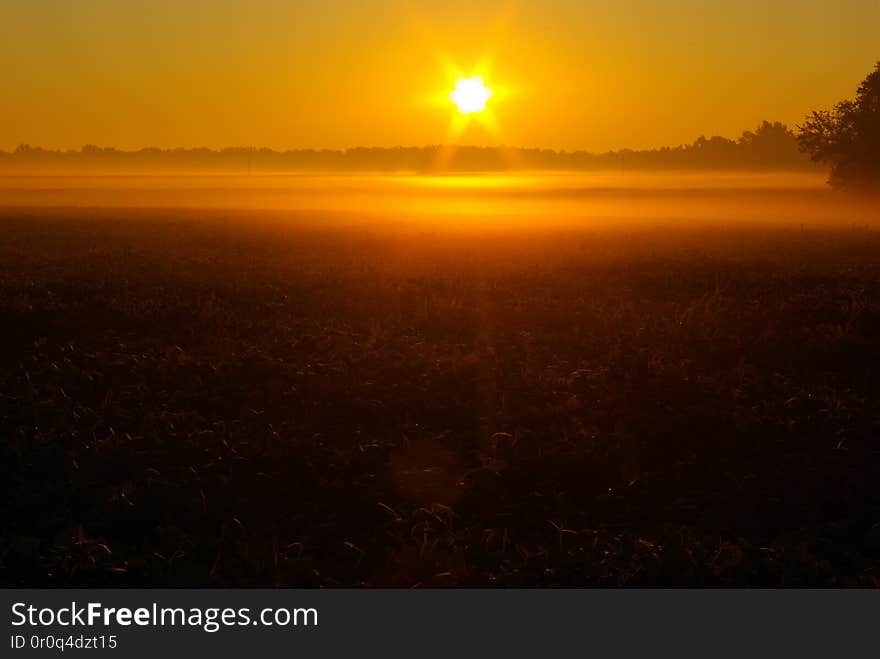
xmin=3 ymin=205 xmax=880 ymax=586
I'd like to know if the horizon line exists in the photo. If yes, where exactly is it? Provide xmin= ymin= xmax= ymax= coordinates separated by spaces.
xmin=0 ymin=120 xmax=803 ymax=157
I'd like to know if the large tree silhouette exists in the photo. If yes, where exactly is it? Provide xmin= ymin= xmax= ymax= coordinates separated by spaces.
xmin=798 ymin=62 xmax=880 ymax=190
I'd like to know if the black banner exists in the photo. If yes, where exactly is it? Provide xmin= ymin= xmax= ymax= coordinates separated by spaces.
xmin=2 ymin=589 xmax=876 ymax=656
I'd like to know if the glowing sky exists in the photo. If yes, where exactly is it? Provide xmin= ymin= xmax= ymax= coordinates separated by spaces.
xmin=3 ymin=0 xmax=878 ymax=151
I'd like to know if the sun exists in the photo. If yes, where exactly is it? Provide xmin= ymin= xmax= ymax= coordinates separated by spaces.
xmin=450 ymin=76 xmax=492 ymax=115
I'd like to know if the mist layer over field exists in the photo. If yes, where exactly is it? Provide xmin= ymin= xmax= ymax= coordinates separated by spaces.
xmin=1 ymin=171 xmax=875 ymax=229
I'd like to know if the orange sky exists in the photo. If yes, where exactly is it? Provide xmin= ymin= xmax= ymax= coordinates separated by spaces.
xmin=3 ymin=0 xmax=878 ymax=152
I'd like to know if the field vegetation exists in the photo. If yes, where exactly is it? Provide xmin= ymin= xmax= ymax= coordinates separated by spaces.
xmin=2 ymin=203 xmax=880 ymax=586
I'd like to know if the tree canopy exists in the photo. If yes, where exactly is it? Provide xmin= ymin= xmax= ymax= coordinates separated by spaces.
xmin=798 ymin=62 xmax=880 ymax=190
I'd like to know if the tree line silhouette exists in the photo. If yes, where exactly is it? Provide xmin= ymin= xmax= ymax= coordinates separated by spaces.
xmin=1 ymin=121 xmax=813 ymax=174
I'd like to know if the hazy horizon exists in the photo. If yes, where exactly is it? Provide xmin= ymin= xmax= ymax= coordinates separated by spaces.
xmin=0 ymin=120 xmax=822 ymax=179
xmin=0 ymin=119 xmax=811 ymax=154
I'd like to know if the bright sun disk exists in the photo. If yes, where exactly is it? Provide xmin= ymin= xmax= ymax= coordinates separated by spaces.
xmin=450 ymin=76 xmax=492 ymax=115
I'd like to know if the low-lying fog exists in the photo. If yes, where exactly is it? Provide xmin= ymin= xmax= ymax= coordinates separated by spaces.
xmin=0 ymin=171 xmax=876 ymax=229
